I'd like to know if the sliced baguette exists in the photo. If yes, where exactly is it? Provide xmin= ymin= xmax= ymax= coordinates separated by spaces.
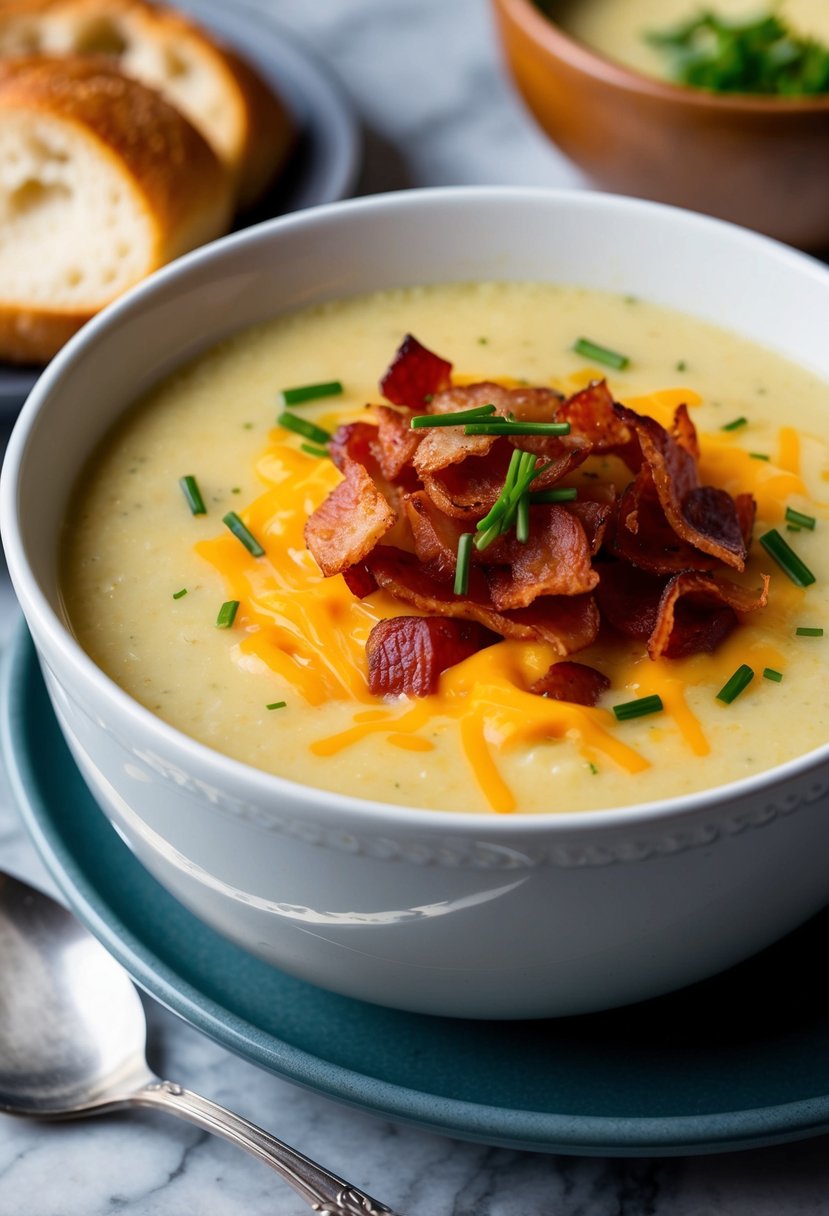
xmin=0 ymin=0 xmax=297 ymax=209
xmin=0 ymin=54 xmax=233 ymax=363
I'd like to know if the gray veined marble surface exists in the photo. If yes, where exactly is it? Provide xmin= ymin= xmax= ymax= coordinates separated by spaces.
xmin=2 ymin=1 xmax=829 ymax=1213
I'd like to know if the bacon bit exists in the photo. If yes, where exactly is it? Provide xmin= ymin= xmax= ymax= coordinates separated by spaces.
xmin=557 ymin=380 xmax=633 ymax=454
xmin=366 ymin=616 xmax=498 ymax=696
xmin=529 ymin=660 xmax=610 ymax=706
xmin=487 ymin=505 xmax=598 ymax=609
xmin=614 ymin=475 xmax=721 ymax=574
xmin=366 ymin=551 xmax=600 ymax=654
xmin=305 ymin=458 xmax=396 ymax=577
xmin=341 ymin=562 xmax=378 ymax=598
xmin=565 ymin=499 xmax=615 ymax=556
xmin=379 ymin=334 xmax=452 ymax=409
xmin=615 ymin=403 xmax=747 ymax=569
xmin=648 ymin=571 xmax=770 ymax=660
xmin=596 ymin=563 xmax=770 ymax=659
xmin=404 ymin=490 xmax=467 ymax=580
xmin=368 ymin=405 xmax=421 ymax=482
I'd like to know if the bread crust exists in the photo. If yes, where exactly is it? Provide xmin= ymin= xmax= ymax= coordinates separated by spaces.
xmin=0 ymin=55 xmax=233 ymax=363
xmin=0 ymin=0 xmax=297 ymax=209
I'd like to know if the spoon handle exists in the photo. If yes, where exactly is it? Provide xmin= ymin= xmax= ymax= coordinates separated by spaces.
xmin=130 ymin=1078 xmax=403 ymax=1215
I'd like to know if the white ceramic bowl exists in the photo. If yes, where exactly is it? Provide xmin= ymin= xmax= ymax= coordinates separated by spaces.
xmin=4 ymin=187 xmax=829 ymax=1020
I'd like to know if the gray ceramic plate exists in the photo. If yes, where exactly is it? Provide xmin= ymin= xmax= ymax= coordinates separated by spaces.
xmin=0 ymin=0 xmax=360 ymax=417
xmin=4 ymin=620 xmax=829 ymax=1157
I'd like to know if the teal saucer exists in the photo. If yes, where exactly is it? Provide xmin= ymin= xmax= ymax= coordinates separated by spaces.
xmin=3 ymin=620 xmax=829 ymax=1157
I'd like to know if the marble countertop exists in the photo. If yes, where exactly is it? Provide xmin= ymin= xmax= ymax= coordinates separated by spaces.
xmin=3 ymin=0 xmax=829 ymax=1212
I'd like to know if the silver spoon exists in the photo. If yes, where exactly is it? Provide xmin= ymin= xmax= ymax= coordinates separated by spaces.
xmin=0 ymin=870 xmax=402 ymax=1215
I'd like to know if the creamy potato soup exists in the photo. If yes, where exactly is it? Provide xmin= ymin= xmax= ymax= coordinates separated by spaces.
xmin=553 ymin=0 xmax=829 ymax=80
xmin=63 ymin=282 xmax=829 ymax=813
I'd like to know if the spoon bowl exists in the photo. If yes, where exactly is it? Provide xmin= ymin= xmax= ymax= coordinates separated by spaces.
xmin=0 ymin=870 xmax=401 ymax=1215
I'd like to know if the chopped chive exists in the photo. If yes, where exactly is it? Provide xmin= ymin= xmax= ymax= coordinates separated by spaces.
xmin=277 ymin=411 xmax=332 ymax=445
xmin=750 ymin=452 xmax=770 ymax=461
xmin=759 ymin=528 xmax=816 ymax=587
xmin=588 ymin=761 xmax=599 ymax=774
xmin=454 ymin=532 xmax=473 ymax=596
xmin=300 ymin=442 xmax=331 ymax=459
xmin=612 ymin=694 xmax=664 ymax=721
xmin=675 ymin=360 xmax=687 ymax=372
xmin=785 ymin=506 xmax=817 ymax=531
xmin=216 ymin=599 xmax=239 ymax=628
xmin=763 ymin=668 xmax=783 ymax=682
xmin=528 ymin=487 xmax=578 ymax=504
xmin=278 ymin=380 xmax=343 ymax=407
xmin=716 ymin=664 xmax=754 ymax=705
xmin=410 ymin=404 xmax=496 ymax=428
xmin=475 ymin=451 xmax=548 ymax=550
xmin=516 ymin=493 xmax=530 ymax=542
xmin=172 ymin=588 xmax=188 ymax=600
xmin=796 ymin=626 xmax=824 ymax=637
xmin=266 ymin=700 xmax=287 ymax=710
xmin=462 ymin=420 xmax=571 ymax=436
xmin=573 ymin=337 xmax=629 ymax=370
xmin=721 ymin=416 xmax=748 ymax=432
xmin=223 ymin=511 xmax=265 ymax=557
xmin=179 ymin=474 xmax=207 ymax=515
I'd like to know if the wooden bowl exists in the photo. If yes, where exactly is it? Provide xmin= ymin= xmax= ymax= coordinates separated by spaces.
xmin=492 ymin=0 xmax=829 ymax=251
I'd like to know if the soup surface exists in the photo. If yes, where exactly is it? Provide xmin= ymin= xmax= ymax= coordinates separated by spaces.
xmin=63 ymin=281 xmax=829 ymax=813
xmin=553 ymin=0 xmax=829 ymax=80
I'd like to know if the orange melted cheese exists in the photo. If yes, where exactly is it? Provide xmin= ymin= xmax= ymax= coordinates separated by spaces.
xmin=195 ymin=392 xmax=810 ymax=813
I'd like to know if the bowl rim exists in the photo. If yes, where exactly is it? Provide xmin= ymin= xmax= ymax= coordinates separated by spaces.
xmin=494 ymin=0 xmax=829 ymax=114
xmin=4 ymin=183 xmax=829 ymax=837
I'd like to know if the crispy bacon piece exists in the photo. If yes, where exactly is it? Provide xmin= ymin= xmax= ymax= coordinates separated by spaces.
xmin=366 ymin=551 xmax=600 ymax=654
xmin=487 ymin=505 xmax=599 ymax=610
xmin=366 ymin=616 xmax=498 ymax=697
xmin=614 ymin=477 xmax=721 ymax=574
xmin=379 ymin=335 xmax=452 ymax=409
xmin=529 ymin=660 xmax=610 ymax=706
xmin=304 ymin=458 xmax=396 ymax=577
xmin=596 ymin=563 xmax=770 ymax=659
xmin=368 ymin=405 xmax=421 ymax=483
xmin=615 ymin=403 xmax=747 ymax=569
xmin=557 ymin=380 xmax=633 ymax=455
xmin=648 ymin=570 xmax=770 ymax=660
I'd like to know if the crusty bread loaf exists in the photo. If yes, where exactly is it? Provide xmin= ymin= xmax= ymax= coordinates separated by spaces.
xmin=0 ymin=0 xmax=296 ymax=209
xmin=0 ymin=54 xmax=233 ymax=363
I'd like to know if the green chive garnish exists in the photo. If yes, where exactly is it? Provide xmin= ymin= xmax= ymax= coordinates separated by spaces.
xmin=716 ymin=664 xmax=754 ymax=704
xmin=573 ymin=337 xmax=629 ymax=370
xmin=179 ymin=475 xmax=207 ymax=515
xmin=300 ymin=442 xmax=331 ymax=459
xmin=462 ymin=420 xmax=571 ymax=436
xmin=266 ymin=700 xmax=287 ymax=710
xmin=516 ymin=493 xmax=530 ymax=542
xmin=528 ymin=487 xmax=578 ymax=504
xmin=216 ymin=600 xmax=239 ymax=629
xmin=785 ymin=506 xmax=817 ymax=531
xmin=277 ymin=411 xmax=332 ymax=445
xmin=172 ymin=588 xmax=188 ymax=600
xmin=721 ymin=416 xmax=748 ymax=432
xmin=278 ymin=380 xmax=343 ymax=407
xmin=223 ymin=511 xmax=265 ymax=557
xmin=796 ymin=626 xmax=824 ymax=637
xmin=676 ymin=360 xmax=687 ymax=372
xmin=759 ymin=529 xmax=816 ymax=587
xmin=475 ymin=450 xmax=543 ymax=550
xmin=750 ymin=452 xmax=770 ymax=461
xmin=763 ymin=668 xmax=783 ymax=682
xmin=454 ymin=533 xmax=473 ymax=596
xmin=612 ymin=695 xmax=664 ymax=721
xmin=410 ymin=404 xmax=496 ymax=428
